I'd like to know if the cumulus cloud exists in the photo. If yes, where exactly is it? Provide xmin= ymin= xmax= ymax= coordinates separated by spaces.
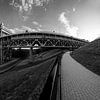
xmin=11 ymin=28 xmax=24 ymax=33
xmin=58 ymin=12 xmax=78 ymax=37
xmin=7 ymin=26 xmax=38 ymax=34
xmin=32 ymin=21 xmax=42 ymax=31
xmin=2 ymin=22 xmax=42 ymax=34
xmin=9 ymin=29 xmax=16 ymax=34
xmin=33 ymin=21 xmax=42 ymax=27
xmin=78 ymin=33 xmax=100 ymax=42
xmin=10 ymin=0 xmax=52 ymax=20
xmin=21 ymin=26 xmax=36 ymax=32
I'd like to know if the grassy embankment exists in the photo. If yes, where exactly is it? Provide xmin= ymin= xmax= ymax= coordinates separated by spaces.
xmin=71 ymin=38 xmax=100 ymax=75
xmin=0 ymin=57 xmax=57 ymax=100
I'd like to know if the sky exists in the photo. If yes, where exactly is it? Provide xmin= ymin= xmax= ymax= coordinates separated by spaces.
xmin=0 ymin=0 xmax=100 ymax=41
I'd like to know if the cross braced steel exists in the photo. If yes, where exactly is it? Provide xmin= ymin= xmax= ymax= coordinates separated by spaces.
xmin=0 ymin=32 xmax=88 ymax=64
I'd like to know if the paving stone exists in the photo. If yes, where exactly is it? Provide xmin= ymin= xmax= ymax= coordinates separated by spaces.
xmin=61 ymin=52 xmax=100 ymax=100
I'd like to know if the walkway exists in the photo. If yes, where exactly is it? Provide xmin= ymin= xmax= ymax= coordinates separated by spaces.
xmin=61 ymin=52 xmax=100 ymax=100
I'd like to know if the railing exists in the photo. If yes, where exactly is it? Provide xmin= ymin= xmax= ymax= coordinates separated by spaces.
xmin=50 ymin=54 xmax=62 ymax=100
xmin=39 ymin=53 xmax=63 ymax=100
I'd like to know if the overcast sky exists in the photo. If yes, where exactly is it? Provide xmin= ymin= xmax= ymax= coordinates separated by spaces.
xmin=0 ymin=0 xmax=100 ymax=41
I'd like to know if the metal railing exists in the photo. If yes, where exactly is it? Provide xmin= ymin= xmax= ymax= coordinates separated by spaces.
xmin=39 ymin=53 xmax=63 ymax=100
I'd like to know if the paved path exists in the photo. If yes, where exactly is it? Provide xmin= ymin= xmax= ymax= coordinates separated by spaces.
xmin=61 ymin=52 xmax=100 ymax=100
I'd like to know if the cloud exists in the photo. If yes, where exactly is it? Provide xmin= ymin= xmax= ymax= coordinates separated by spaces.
xmin=8 ymin=26 xmax=38 ymax=34
xmin=58 ymin=12 xmax=100 ymax=41
xmin=32 ymin=21 xmax=42 ymax=31
xmin=59 ymin=12 xmax=69 ymax=27
xmin=12 ymin=28 xmax=24 ymax=33
xmin=3 ymin=23 xmax=42 ymax=34
xmin=73 ymin=8 xmax=76 ymax=12
xmin=78 ymin=33 xmax=100 ymax=42
xmin=9 ymin=29 xmax=16 ymax=34
xmin=58 ymin=12 xmax=79 ymax=37
xmin=32 ymin=21 xmax=42 ymax=27
xmin=23 ymin=16 xmax=29 ymax=21
xmin=21 ymin=26 xmax=36 ymax=32
xmin=10 ymin=0 xmax=52 ymax=21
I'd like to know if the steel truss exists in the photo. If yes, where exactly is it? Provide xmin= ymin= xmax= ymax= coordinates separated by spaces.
xmin=0 ymin=32 xmax=88 ymax=64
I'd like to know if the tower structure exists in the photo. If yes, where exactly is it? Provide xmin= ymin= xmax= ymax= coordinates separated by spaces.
xmin=0 ymin=23 xmax=3 ymax=64
xmin=0 ymin=23 xmax=12 ymax=64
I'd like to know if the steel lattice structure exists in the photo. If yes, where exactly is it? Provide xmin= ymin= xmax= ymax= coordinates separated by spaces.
xmin=0 ymin=24 xmax=88 ymax=64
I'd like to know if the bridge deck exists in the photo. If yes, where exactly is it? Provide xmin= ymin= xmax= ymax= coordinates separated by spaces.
xmin=61 ymin=52 xmax=100 ymax=100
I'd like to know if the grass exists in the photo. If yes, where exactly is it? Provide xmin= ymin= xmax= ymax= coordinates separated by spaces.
xmin=0 ymin=57 xmax=57 ymax=100
xmin=70 ymin=38 xmax=100 ymax=75
xmin=0 ymin=59 xmax=20 ymax=70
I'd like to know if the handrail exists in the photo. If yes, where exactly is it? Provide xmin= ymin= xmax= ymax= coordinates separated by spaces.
xmin=50 ymin=62 xmax=58 ymax=100
xmin=50 ymin=54 xmax=62 ymax=100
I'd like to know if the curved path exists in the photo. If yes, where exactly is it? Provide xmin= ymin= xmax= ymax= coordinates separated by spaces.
xmin=61 ymin=52 xmax=100 ymax=100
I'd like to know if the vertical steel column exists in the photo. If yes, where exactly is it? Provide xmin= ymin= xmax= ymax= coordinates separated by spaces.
xmin=9 ymin=47 xmax=12 ymax=61
xmin=0 ymin=39 xmax=2 ymax=64
xmin=29 ymin=47 xmax=33 ymax=60
xmin=0 ymin=23 xmax=3 ymax=64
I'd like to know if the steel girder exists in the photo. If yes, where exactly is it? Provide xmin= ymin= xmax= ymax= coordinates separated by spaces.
xmin=2 ymin=38 xmax=85 ymax=48
xmin=0 ymin=33 xmax=88 ymax=64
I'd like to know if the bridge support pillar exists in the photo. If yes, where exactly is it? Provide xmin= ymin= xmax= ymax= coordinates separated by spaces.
xmin=0 ymin=46 xmax=13 ymax=65
xmin=7 ymin=47 xmax=12 ymax=61
xmin=0 ymin=47 xmax=3 ymax=65
xmin=29 ymin=47 xmax=33 ymax=60
xmin=0 ymin=23 xmax=3 ymax=64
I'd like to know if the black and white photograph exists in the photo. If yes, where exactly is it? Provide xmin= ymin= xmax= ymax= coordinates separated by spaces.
xmin=0 ymin=0 xmax=100 ymax=100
